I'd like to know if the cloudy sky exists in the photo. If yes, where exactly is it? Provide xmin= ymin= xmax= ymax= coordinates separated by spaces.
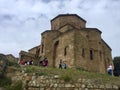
xmin=0 ymin=0 xmax=120 ymax=58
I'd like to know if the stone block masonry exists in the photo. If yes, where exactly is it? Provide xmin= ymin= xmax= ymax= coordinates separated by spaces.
xmin=12 ymin=73 xmax=119 ymax=90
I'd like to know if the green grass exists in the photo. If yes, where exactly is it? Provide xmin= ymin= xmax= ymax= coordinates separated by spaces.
xmin=0 ymin=76 xmax=23 ymax=90
xmin=22 ymin=65 xmax=120 ymax=84
xmin=1 ymin=65 xmax=119 ymax=90
xmin=0 ymin=76 xmax=11 ymax=87
xmin=61 ymin=75 xmax=71 ymax=82
xmin=5 ymin=81 xmax=23 ymax=90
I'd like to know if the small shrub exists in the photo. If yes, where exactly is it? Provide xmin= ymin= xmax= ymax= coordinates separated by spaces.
xmin=25 ymin=66 xmax=37 ymax=73
xmin=5 ymin=81 xmax=23 ymax=90
xmin=0 ymin=76 xmax=11 ymax=87
xmin=62 ymin=75 xmax=71 ymax=82
xmin=8 ymin=61 xmax=20 ymax=68
xmin=38 ymin=72 xmax=48 ymax=76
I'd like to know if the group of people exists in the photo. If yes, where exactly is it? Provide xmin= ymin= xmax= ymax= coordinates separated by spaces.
xmin=19 ymin=59 xmax=33 ymax=65
xmin=20 ymin=58 xmax=114 ymax=76
xmin=39 ymin=58 xmax=48 ymax=67
xmin=59 ymin=59 xmax=67 ymax=69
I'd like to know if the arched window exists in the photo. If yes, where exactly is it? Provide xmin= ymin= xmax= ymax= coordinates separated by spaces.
xmin=90 ymin=50 xmax=93 ymax=60
xmin=82 ymin=48 xmax=85 ymax=58
xmin=64 ymin=46 xmax=68 ymax=56
xmin=53 ymin=40 xmax=59 ymax=67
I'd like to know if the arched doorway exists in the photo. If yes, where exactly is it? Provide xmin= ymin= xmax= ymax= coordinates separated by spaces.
xmin=53 ymin=41 xmax=59 ymax=67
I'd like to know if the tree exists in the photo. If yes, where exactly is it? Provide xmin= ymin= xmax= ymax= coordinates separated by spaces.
xmin=113 ymin=56 xmax=120 ymax=76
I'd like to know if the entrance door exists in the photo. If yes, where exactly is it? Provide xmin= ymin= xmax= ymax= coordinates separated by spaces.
xmin=53 ymin=41 xmax=59 ymax=67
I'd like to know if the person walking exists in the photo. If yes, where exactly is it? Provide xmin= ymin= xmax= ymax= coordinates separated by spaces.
xmin=59 ymin=59 xmax=62 ymax=69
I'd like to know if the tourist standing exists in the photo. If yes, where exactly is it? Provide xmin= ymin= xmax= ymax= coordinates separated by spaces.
xmin=59 ymin=59 xmax=62 ymax=69
xmin=107 ymin=64 xmax=113 ymax=75
xmin=64 ymin=63 xmax=67 ymax=69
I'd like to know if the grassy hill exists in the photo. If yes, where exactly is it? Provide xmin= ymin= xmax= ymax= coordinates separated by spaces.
xmin=20 ymin=65 xmax=120 ymax=85
xmin=1 ymin=65 xmax=120 ymax=90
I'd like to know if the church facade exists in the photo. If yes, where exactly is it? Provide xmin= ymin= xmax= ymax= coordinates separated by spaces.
xmin=19 ymin=14 xmax=112 ymax=73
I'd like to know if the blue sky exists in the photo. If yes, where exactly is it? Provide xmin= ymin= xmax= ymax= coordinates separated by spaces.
xmin=0 ymin=0 xmax=120 ymax=58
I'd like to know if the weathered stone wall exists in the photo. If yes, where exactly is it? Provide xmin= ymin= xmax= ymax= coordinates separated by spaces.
xmin=41 ymin=29 xmax=75 ymax=68
xmin=28 ymin=47 xmax=37 ymax=55
xmin=41 ymin=30 xmax=61 ymax=67
xmin=101 ymin=40 xmax=113 ymax=70
xmin=19 ymin=51 xmax=35 ymax=64
xmin=11 ymin=73 xmax=119 ymax=90
xmin=28 ymin=46 xmax=41 ymax=64
xmin=22 ymin=56 xmax=35 ymax=62
xmin=51 ymin=14 xmax=86 ymax=30
xmin=58 ymin=24 xmax=75 ymax=33
xmin=40 ymin=26 xmax=112 ymax=73
xmin=74 ymin=29 xmax=89 ymax=70
xmin=55 ymin=30 xmax=75 ymax=68
xmin=87 ymin=29 xmax=102 ymax=72
xmin=74 ymin=28 xmax=108 ymax=73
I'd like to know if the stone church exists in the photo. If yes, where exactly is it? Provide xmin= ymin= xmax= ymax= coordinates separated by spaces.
xmin=19 ymin=14 xmax=112 ymax=73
